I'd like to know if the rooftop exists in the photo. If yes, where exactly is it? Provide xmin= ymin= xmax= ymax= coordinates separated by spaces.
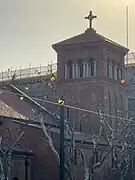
xmin=0 ymin=99 xmax=26 ymax=119
xmin=52 ymin=28 xmax=129 ymax=54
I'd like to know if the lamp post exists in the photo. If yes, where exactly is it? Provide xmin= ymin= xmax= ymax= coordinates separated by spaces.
xmin=60 ymin=104 xmax=65 ymax=180
xmin=25 ymin=153 xmax=30 ymax=180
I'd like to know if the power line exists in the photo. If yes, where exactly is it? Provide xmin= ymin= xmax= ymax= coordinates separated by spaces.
xmin=1 ymin=87 xmax=135 ymax=123
xmin=31 ymin=97 xmax=134 ymax=123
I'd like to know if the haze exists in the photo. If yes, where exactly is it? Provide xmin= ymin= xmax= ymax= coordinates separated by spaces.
xmin=0 ymin=0 xmax=134 ymax=71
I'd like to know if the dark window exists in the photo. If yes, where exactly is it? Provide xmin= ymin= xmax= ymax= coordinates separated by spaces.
xmin=64 ymin=66 xmax=66 ymax=78
xmin=67 ymin=60 xmax=72 ymax=78
xmin=117 ymin=63 xmax=121 ymax=80
xmin=107 ymin=60 xmax=109 ymax=76
xmin=112 ymin=61 xmax=115 ymax=80
xmin=78 ymin=59 xmax=83 ymax=78
xmin=91 ymin=58 xmax=94 ymax=76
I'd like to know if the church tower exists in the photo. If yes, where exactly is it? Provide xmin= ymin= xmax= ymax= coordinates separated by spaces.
xmin=52 ymin=11 xmax=129 ymax=133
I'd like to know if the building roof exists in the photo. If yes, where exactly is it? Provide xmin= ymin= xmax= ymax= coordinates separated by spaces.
xmin=52 ymin=28 xmax=129 ymax=53
xmin=0 ymin=84 xmax=58 ymax=126
xmin=0 ymin=100 xmax=26 ymax=119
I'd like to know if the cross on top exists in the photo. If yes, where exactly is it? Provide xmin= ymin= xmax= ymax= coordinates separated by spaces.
xmin=85 ymin=11 xmax=97 ymax=29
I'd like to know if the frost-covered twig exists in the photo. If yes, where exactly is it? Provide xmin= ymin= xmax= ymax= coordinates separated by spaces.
xmin=40 ymin=115 xmax=60 ymax=165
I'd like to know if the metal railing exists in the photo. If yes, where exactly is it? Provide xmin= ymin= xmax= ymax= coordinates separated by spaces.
xmin=0 ymin=52 xmax=134 ymax=82
xmin=125 ymin=52 xmax=135 ymax=65
xmin=0 ymin=63 xmax=57 ymax=82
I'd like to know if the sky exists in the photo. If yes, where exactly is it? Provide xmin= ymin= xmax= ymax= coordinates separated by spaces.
xmin=0 ymin=0 xmax=135 ymax=71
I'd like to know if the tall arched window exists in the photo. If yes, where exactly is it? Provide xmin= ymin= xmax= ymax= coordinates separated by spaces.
xmin=88 ymin=58 xmax=95 ymax=77
xmin=78 ymin=59 xmax=83 ymax=78
xmin=90 ymin=58 xmax=94 ymax=76
xmin=117 ymin=63 xmax=119 ymax=80
xmin=67 ymin=60 xmax=72 ymax=79
xmin=112 ymin=61 xmax=115 ymax=80
xmin=107 ymin=59 xmax=109 ymax=77
xmin=117 ymin=63 xmax=121 ymax=80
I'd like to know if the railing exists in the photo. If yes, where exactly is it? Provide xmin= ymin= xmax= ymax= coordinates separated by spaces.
xmin=0 ymin=52 xmax=134 ymax=82
xmin=125 ymin=52 xmax=135 ymax=65
xmin=0 ymin=63 xmax=57 ymax=82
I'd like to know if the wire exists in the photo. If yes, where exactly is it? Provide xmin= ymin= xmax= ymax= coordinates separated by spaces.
xmin=31 ymin=97 xmax=135 ymax=123
xmin=1 ymin=88 xmax=135 ymax=123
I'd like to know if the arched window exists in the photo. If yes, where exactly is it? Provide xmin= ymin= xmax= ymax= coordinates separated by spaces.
xmin=90 ymin=58 xmax=94 ymax=76
xmin=67 ymin=60 xmax=72 ymax=79
xmin=107 ymin=59 xmax=109 ymax=76
xmin=88 ymin=58 xmax=95 ymax=77
xmin=117 ymin=63 xmax=121 ymax=80
xmin=112 ymin=61 xmax=115 ymax=80
xmin=78 ymin=59 xmax=83 ymax=78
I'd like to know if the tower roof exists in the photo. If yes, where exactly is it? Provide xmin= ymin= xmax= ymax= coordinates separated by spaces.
xmin=52 ymin=28 xmax=129 ymax=54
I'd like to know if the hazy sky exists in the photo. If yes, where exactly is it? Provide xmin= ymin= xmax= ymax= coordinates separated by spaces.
xmin=0 ymin=0 xmax=135 ymax=71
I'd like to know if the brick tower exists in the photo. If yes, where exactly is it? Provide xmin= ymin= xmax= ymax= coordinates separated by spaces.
xmin=52 ymin=11 xmax=129 ymax=133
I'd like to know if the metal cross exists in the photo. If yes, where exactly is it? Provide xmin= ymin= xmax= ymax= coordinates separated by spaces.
xmin=85 ymin=11 xmax=97 ymax=29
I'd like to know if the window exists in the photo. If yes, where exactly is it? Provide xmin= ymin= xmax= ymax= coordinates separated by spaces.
xmin=84 ymin=63 xmax=87 ymax=77
xmin=107 ymin=60 xmax=109 ymax=76
xmin=67 ymin=60 xmax=72 ymax=79
xmin=112 ymin=61 xmax=115 ymax=80
xmin=117 ymin=64 xmax=119 ymax=80
xmin=91 ymin=58 xmax=94 ymax=76
xmin=117 ymin=63 xmax=121 ymax=80
xmin=78 ymin=59 xmax=83 ymax=78
xmin=64 ymin=65 xmax=68 ymax=79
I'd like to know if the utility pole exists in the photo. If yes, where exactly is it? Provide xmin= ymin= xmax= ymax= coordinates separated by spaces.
xmin=60 ymin=104 xmax=65 ymax=180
